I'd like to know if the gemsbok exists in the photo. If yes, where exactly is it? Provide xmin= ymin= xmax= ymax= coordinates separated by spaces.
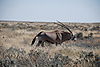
xmin=31 ymin=21 xmax=74 ymax=47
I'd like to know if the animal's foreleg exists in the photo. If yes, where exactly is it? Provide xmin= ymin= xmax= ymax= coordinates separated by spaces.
xmin=59 ymin=43 xmax=62 ymax=45
xmin=55 ymin=43 xmax=58 ymax=46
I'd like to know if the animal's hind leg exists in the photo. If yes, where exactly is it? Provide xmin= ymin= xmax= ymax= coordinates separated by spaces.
xmin=41 ymin=42 xmax=44 ymax=47
xmin=36 ymin=41 xmax=42 ymax=47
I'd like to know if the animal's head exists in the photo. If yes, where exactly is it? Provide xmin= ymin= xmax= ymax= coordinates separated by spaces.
xmin=71 ymin=32 xmax=83 ymax=40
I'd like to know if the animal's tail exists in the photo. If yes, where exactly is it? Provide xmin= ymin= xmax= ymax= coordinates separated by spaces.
xmin=31 ymin=31 xmax=43 ymax=45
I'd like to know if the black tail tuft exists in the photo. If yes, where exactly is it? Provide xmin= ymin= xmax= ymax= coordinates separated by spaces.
xmin=31 ymin=37 xmax=36 ymax=45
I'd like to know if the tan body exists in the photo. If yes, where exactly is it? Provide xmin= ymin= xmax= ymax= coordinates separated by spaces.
xmin=31 ymin=30 xmax=72 ymax=47
xmin=31 ymin=21 xmax=74 ymax=47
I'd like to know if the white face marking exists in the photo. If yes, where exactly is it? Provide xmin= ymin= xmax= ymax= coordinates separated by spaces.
xmin=74 ymin=38 xmax=77 ymax=40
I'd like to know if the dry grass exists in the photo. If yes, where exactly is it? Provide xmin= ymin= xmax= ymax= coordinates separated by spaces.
xmin=0 ymin=21 xmax=100 ymax=67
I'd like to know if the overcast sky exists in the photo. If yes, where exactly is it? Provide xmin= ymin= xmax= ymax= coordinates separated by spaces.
xmin=0 ymin=0 xmax=100 ymax=22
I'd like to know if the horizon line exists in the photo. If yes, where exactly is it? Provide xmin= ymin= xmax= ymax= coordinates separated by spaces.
xmin=0 ymin=20 xmax=100 ymax=23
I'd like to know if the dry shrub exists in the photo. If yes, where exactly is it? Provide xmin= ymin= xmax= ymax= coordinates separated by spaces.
xmin=0 ymin=46 xmax=100 ymax=67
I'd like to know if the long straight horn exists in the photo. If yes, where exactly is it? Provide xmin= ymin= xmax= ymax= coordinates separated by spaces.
xmin=55 ymin=20 xmax=73 ymax=35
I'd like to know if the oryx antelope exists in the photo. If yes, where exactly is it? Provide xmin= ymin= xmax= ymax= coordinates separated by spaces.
xmin=31 ymin=21 xmax=74 ymax=47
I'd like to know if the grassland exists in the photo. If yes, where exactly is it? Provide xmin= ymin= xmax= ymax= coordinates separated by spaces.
xmin=0 ymin=21 xmax=100 ymax=67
